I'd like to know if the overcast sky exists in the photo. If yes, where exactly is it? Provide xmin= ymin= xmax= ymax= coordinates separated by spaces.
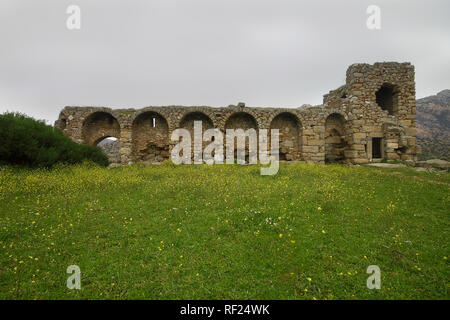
xmin=0 ymin=0 xmax=449 ymax=124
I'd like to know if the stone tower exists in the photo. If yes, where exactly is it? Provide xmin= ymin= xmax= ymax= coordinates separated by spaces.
xmin=323 ymin=62 xmax=417 ymax=163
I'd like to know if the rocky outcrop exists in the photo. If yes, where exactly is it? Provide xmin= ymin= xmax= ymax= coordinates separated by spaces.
xmin=416 ymin=159 xmax=450 ymax=170
xmin=98 ymin=138 xmax=120 ymax=164
xmin=416 ymin=90 xmax=450 ymax=161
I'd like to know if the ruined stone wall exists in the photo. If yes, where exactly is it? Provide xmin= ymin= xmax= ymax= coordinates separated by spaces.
xmin=55 ymin=62 xmax=418 ymax=165
xmin=132 ymin=111 xmax=170 ymax=163
xmin=270 ymin=112 xmax=302 ymax=161
xmin=323 ymin=62 xmax=417 ymax=163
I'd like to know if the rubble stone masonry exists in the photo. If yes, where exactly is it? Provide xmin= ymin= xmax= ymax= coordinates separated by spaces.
xmin=55 ymin=62 xmax=418 ymax=165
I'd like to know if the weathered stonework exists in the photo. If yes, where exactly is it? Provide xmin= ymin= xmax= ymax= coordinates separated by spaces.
xmin=55 ymin=62 xmax=418 ymax=165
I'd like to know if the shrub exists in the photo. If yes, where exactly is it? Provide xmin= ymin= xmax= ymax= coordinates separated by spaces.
xmin=0 ymin=112 xmax=109 ymax=167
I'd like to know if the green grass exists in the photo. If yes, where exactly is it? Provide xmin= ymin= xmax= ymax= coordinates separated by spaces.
xmin=0 ymin=163 xmax=448 ymax=299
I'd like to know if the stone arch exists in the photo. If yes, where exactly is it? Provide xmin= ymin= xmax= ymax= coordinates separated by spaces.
xmin=375 ymin=83 xmax=399 ymax=115
xmin=224 ymin=112 xmax=258 ymax=163
xmin=270 ymin=112 xmax=302 ymax=161
xmin=225 ymin=112 xmax=258 ymax=131
xmin=179 ymin=111 xmax=214 ymax=131
xmin=179 ymin=112 xmax=214 ymax=160
xmin=132 ymin=111 xmax=169 ymax=163
xmin=325 ymin=113 xmax=347 ymax=163
xmin=82 ymin=111 xmax=121 ymax=146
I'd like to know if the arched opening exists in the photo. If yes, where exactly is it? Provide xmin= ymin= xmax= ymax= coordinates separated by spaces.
xmin=376 ymin=83 xmax=399 ymax=115
xmin=132 ymin=111 xmax=169 ymax=163
xmin=96 ymin=136 xmax=121 ymax=164
xmin=225 ymin=112 xmax=257 ymax=130
xmin=179 ymin=112 xmax=214 ymax=160
xmin=325 ymin=113 xmax=347 ymax=163
xmin=224 ymin=112 xmax=258 ymax=163
xmin=82 ymin=112 xmax=120 ymax=146
xmin=270 ymin=112 xmax=302 ymax=161
xmin=59 ymin=118 xmax=67 ymax=131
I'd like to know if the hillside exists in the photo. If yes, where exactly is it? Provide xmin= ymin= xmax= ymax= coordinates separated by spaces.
xmin=416 ymin=90 xmax=450 ymax=160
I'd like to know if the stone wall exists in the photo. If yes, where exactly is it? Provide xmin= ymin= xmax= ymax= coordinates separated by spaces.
xmin=132 ymin=111 xmax=170 ymax=163
xmin=325 ymin=113 xmax=347 ymax=163
xmin=55 ymin=62 xmax=418 ymax=165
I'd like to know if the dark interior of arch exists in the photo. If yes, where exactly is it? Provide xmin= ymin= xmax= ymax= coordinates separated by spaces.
xmin=225 ymin=112 xmax=258 ymax=130
xmin=224 ymin=112 xmax=258 ymax=163
xmin=59 ymin=118 xmax=67 ymax=130
xmin=132 ymin=112 xmax=169 ymax=163
xmin=82 ymin=112 xmax=120 ymax=146
xmin=376 ymin=84 xmax=398 ymax=115
xmin=179 ymin=112 xmax=214 ymax=160
xmin=270 ymin=112 xmax=301 ymax=161
xmin=180 ymin=112 xmax=213 ymax=131
xmin=325 ymin=113 xmax=347 ymax=163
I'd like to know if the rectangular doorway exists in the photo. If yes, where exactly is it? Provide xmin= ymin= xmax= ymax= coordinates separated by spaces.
xmin=372 ymin=138 xmax=382 ymax=159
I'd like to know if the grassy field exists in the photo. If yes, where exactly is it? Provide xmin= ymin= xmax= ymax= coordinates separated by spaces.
xmin=0 ymin=163 xmax=448 ymax=299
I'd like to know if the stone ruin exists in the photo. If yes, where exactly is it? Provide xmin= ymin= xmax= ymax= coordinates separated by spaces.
xmin=55 ymin=62 xmax=419 ymax=165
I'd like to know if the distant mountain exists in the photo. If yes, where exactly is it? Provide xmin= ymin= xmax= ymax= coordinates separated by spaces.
xmin=98 ymin=138 xmax=121 ymax=164
xmin=416 ymin=90 xmax=450 ymax=160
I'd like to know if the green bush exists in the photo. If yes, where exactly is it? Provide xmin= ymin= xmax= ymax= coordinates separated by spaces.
xmin=0 ymin=112 xmax=109 ymax=167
